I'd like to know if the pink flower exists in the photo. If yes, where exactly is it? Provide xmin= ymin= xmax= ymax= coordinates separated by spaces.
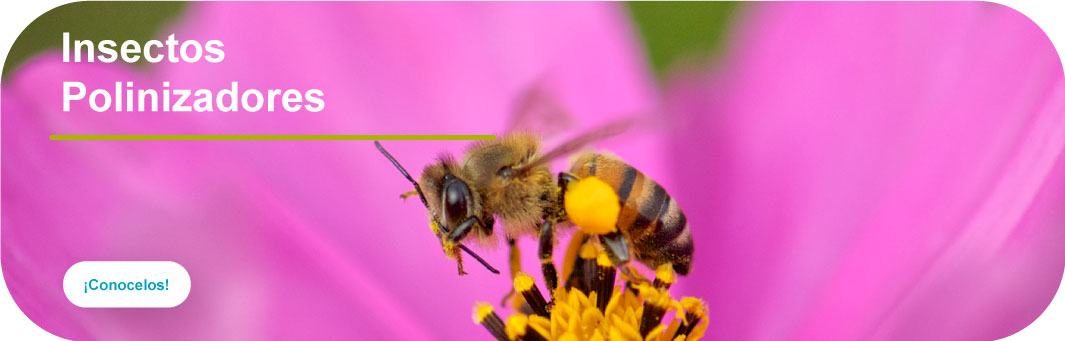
xmin=664 ymin=2 xmax=1065 ymax=340
xmin=3 ymin=2 xmax=1063 ymax=340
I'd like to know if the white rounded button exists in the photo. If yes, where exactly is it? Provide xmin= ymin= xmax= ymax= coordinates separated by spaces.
xmin=63 ymin=261 xmax=191 ymax=308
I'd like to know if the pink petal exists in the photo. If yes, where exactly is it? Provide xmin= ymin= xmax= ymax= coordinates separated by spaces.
xmin=665 ymin=2 xmax=1065 ymax=340
xmin=2 ymin=2 xmax=655 ymax=339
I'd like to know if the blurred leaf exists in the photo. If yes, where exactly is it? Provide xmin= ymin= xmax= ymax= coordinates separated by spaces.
xmin=626 ymin=1 xmax=739 ymax=77
xmin=3 ymin=1 xmax=185 ymax=79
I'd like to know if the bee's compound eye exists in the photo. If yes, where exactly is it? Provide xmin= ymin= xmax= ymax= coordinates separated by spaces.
xmin=442 ymin=176 xmax=472 ymax=226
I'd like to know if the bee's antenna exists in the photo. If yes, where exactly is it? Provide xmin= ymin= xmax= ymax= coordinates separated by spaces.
xmin=459 ymin=244 xmax=501 ymax=274
xmin=375 ymin=141 xmax=430 ymax=208
xmin=374 ymin=141 xmax=500 ymax=275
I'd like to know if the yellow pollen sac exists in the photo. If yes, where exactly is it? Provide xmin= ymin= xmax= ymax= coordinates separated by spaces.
xmin=429 ymin=220 xmax=442 ymax=235
xmin=472 ymin=302 xmax=494 ymax=323
xmin=564 ymin=176 xmax=620 ymax=235
xmin=514 ymin=272 xmax=535 ymax=292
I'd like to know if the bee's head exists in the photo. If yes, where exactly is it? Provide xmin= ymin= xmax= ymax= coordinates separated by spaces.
xmin=419 ymin=156 xmax=479 ymax=232
xmin=374 ymin=141 xmax=499 ymax=275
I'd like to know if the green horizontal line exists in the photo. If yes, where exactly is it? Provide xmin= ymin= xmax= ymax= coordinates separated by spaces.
xmin=50 ymin=134 xmax=496 ymax=141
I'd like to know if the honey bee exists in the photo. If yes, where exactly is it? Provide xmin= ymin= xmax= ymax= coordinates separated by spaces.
xmin=374 ymin=88 xmax=693 ymax=291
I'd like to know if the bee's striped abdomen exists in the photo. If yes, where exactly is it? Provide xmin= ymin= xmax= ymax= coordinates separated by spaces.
xmin=570 ymin=153 xmax=693 ymax=275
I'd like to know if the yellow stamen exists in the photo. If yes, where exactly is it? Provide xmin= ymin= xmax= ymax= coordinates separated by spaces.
xmin=689 ymin=322 xmax=709 ymax=341
xmin=514 ymin=272 xmax=550 ymax=317
xmin=515 ymin=272 xmax=536 ymax=292
xmin=506 ymin=314 xmax=529 ymax=339
xmin=530 ymin=315 xmax=552 ymax=338
xmin=580 ymin=242 xmax=599 ymax=260
xmin=473 ymin=301 xmax=509 ymax=341
xmin=581 ymin=308 xmax=603 ymax=329
xmin=643 ymin=324 xmax=666 ymax=341
xmin=678 ymin=297 xmax=705 ymax=320
xmin=473 ymin=302 xmax=495 ymax=324
xmin=674 ymin=297 xmax=709 ymax=339
xmin=596 ymin=253 xmax=613 ymax=267
xmin=636 ymin=283 xmax=668 ymax=305
xmin=655 ymin=264 xmax=675 ymax=285
xmin=564 ymin=176 xmax=620 ymax=235
xmin=662 ymin=320 xmax=681 ymax=341
xmin=610 ymin=314 xmax=643 ymax=341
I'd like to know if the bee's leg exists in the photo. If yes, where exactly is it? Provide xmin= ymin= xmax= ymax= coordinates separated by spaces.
xmin=454 ymin=253 xmax=467 ymax=276
xmin=600 ymin=231 xmax=630 ymax=266
xmin=399 ymin=190 xmax=419 ymax=200
xmin=535 ymin=171 xmax=579 ymax=293
xmin=443 ymin=217 xmax=481 ymax=276
xmin=444 ymin=216 xmax=481 ymax=244
xmin=559 ymin=172 xmax=579 ymax=184
xmin=601 ymin=231 xmax=645 ymax=282
xmin=558 ymin=172 xmax=579 ymax=195
xmin=436 ymin=218 xmax=500 ymax=275
xmin=500 ymin=238 xmax=521 ymax=307
xmin=508 ymin=238 xmax=522 ymax=277
xmin=538 ymin=220 xmax=559 ymax=292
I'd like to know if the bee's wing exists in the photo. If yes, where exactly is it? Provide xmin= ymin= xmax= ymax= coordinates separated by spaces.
xmin=505 ymin=77 xmax=576 ymax=140
xmin=515 ymin=117 xmax=635 ymax=174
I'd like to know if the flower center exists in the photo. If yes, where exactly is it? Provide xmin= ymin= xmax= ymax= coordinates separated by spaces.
xmin=474 ymin=245 xmax=708 ymax=341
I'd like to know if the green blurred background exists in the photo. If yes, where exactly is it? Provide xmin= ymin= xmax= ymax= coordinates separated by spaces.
xmin=3 ymin=2 xmax=739 ymax=79
xmin=628 ymin=1 xmax=738 ymax=76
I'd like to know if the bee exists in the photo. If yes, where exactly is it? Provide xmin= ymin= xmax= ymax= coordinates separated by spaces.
xmin=374 ymin=88 xmax=693 ymax=291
